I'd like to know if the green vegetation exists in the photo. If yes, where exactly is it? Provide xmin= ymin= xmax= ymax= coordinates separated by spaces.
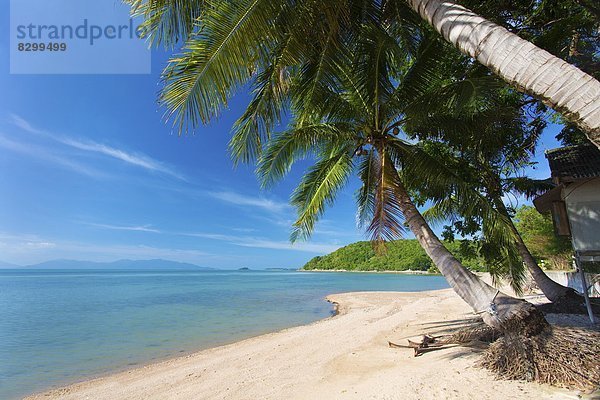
xmin=513 ymin=205 xmax=572 ymax=270
xmin=302 ymin=239 xmax=482 ymax=272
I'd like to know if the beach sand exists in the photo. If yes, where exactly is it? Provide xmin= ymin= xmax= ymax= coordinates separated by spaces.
xmin=26 ymin=289 xmax=578 ymax=400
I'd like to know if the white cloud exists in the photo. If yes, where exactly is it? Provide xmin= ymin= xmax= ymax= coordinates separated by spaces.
xmin=60 ymin=137 xmax=185 ymax=180
xmin=231 ymin=227 xmax=258 ymax=233
xmin=0 ymin=133 xmax=107 ymax=178
xmin=86 ymin=223 xmax=161 ymax=233
xmin=11 ymin=114 xmax=41 ymax=133
xmin=208 ymin=191 xmax=290 ymax=213
xmin=0 ymin=233 xmax=57 ymax=253
xmin=182 ymin=231 xmax=338 ymax=254
xmin=9 ymin=114 xmax=185 ymax=180
xmin=25 ymin=241 xmax=56 ymax=249
xmin=0 ymin=232 xmax=217 ymax=265
xmin=59 ymin=242 xmax=214 ymax=262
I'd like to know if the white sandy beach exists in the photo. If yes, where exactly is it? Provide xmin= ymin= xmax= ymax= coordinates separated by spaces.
xmin=26 ymin=289 xmax=580 ymax=400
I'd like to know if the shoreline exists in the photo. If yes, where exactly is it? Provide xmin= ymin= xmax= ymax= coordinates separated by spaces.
xmin=25 ymin=289 xmax=574 ymax=400
xmin=20 ymin=300 xmax=343 ymax=400
xmin=299 ymin=268 xmax=437 ymax=274
xmin=21 ymin=296 xmax=345 ymax=400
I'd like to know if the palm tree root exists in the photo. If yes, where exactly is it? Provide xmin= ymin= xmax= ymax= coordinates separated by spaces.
xmin=479 ymin=326 xmax=600 ymax=390
xmin=390 ymin=319 xmax=600 ymax=391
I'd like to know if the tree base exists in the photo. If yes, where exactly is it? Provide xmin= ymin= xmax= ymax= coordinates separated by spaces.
xmin=390 ymin=313 xmax=600 ymax=391
xmin=538 ymin=289 xmax=600 ymax=316
xmin=479 ymin=326 xmax=600 ymax=390
xmin=482 ymin=297 xmax=549 ymax=336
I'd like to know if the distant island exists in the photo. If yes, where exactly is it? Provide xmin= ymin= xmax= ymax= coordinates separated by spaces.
xmin=0 ymin=259 xmax=215 ymax=271
xmin=301 ymin=239 xmax=482 ymax=272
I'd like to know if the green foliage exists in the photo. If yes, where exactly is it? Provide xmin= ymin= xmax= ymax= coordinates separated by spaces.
xmin=125 ymin=0 xmax=205 ymax=47
xmin=125 ymin=0 xmax=599 ymax=290
xmin=301 ymin=239 xmax=483 ymax=272
xmin=513 ymin=205 xmax=572 ymax=269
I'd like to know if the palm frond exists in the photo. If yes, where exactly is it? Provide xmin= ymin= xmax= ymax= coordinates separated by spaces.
xmin=290 ymin=145 xmax=354 ymax=242
xmin=366 ymin=149 xmax=405 ymax=242
xmin=356 ymin=147 xmax=379 ymax=229
xmin=479 ymin=239 xmax=527 ymax=295
xmin=229 ymin=35 xmax=295 ymax=164
xmin=160 ymin=0 xmax=286 ymax=132
xmin=125 ymin=0 xmax=204 ymax=46
xmin=257 ymin=123 xmax=355 ymax=188
xmin=504 ymin=177 xmax=555 ymax=200
xmin=292 ymin=4 xmax=349 ymax=123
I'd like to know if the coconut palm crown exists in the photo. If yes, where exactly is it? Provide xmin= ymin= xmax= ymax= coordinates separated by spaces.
xmin=126 ymin=0 xmax=600 ymax=147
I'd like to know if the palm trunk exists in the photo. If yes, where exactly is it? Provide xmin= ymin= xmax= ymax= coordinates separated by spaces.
xmin=493 ymin=199 xmax=582 ymax=303
xmin=514 ymin=238 xmax=580 ymax=302
xmin=406 ymin=0 xmax=600 ymax=147
xmin=395 ymin=182 xmax=547 ymax=334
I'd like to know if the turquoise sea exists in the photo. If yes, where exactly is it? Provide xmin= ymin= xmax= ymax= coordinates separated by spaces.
xmin=0 ymin=269 xmax=449 ymax=399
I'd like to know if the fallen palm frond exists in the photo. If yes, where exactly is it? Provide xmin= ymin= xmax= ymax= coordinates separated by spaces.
xmin=389 ymin=320 xmax=499 ymax=356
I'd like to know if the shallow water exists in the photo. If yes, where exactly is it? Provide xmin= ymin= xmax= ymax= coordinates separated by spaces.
xmin=0 ymin=269 xmax=448 ymax=399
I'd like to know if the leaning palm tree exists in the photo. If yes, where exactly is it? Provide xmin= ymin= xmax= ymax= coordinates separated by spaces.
xmin=128 ymin=0 xmax=599 ymax=387
xmin=126 ymin=0 xmax=600 ymax=146
xmin=250 ymin=27 xmax=600 ymax=388
xmin=253 ymin=24 xmax=543 ymax=333
xmin=397 ymin=80 xmax=584 ymax=304
xmin=411 ymin=109 xmax=583 ymax=304
xmin=252 ymin=21 xmax=598 ymax=389
xmin=137 ymin=0 xmax=547 ymax=331
xmin=403 ymin=0 xmax=600 ymax=145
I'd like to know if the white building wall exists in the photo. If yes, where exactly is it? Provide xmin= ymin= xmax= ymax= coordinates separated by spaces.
xmin=563 ymin=178 xmax=600 ymax=252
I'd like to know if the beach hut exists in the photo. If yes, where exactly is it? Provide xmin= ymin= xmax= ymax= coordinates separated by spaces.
xmin=534 ymin=143 xmax=600 ymax=323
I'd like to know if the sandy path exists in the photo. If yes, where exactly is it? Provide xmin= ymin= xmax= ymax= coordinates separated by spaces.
xmin=26 ymin=289 xmax=574 ymax=400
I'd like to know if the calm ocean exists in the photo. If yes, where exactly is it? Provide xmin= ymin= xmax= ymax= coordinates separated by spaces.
xmin=0 ymin=269 xmax=448 ymax=399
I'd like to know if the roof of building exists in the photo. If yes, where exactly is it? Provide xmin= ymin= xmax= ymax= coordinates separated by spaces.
xmin=545 ymin=144 xmax=600 ymax=182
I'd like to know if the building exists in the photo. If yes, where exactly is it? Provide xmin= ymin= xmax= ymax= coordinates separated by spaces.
xmin=533 ymin=144 xmax=600 ymax=253
xmin=534 ymin=144 xmax=600 ymax=321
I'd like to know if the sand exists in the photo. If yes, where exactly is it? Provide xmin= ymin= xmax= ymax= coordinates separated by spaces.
xmin=26 ymin=289 xmax=580 ymax=400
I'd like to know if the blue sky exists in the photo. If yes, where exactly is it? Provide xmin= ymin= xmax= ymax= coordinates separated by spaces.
xmin=0 ymin=2 xmax=564 ymax=268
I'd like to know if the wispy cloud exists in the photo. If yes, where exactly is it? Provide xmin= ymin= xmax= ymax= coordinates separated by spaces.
xmin=230 ymin=227 xmax=258 ymax=233
xmin=208 ymin=191 xmax=290 ymax=213
xmin=10 ymin=114 xmax=185 ymax=180
xmin=0 ymin=133 xmax=107 ymax=178
xmin=0 ymin=231 xmax=218 ymax=265
xmin=59 ymin=242 xmax=215 ymax=262
xmin=85 ymin=222 xmax=161 ymax=233
xmin=0 ymin=232 xmax=57 ymax=252
xmin=11 ymin=114 xmax=40 ymax=133
xmin=60 ymin=137 xmax=185 ymax=180
xmin=182 ymin=231 xmax=338 ymax=254
xmin=83 ymin=221 xmax=336 ymax=254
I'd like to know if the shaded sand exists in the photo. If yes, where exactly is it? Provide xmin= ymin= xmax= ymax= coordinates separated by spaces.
xmin=26 ymin=289 xmax=576 ymax=400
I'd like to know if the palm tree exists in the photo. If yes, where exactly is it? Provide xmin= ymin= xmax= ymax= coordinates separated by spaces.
xmin=404 ymin=0 xmax=600 ymax=146
xmin=126 ymin=1 xmax=599 ymax=387
xmin=126 ymin=0 xmax=600 ymax=147
xmin=126 ymin=0 xmax=551 ymax=332
xmin=252 ymin=24 xmax=545 ymax=332
xmin=410 ymin=103 xmax=582 ymax=304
